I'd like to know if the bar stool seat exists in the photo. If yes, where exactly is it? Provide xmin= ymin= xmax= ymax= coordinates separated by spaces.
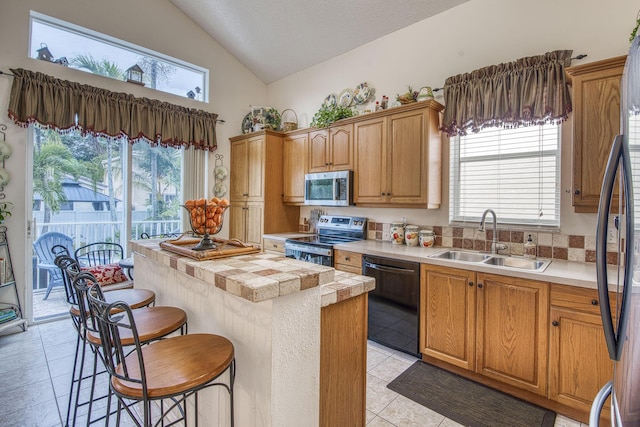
xmin=86 ymin=306 xmax=188 ymax=346
xmin=69 ymin=288 xmax=156 ymax=317
xmin=111 ymin=333 xmax=234 ymax=399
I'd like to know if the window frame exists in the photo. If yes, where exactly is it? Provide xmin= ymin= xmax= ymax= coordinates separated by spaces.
xmin=449 ymin=124 xmax=561 ymax=230
xmin=29 ymin=10 xmax=209 ymax=102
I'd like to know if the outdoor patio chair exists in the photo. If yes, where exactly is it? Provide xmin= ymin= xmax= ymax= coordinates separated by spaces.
xmin=33 ymin=231 xmax=75 ymax=300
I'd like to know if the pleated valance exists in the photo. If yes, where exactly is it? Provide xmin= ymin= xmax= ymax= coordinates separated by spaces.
xmin=440 ymin=50 xmax=573 ymax=137
xmin=7 ymin=68 xmax=217 ymax=150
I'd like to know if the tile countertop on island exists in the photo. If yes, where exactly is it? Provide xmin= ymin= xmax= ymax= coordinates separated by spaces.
xmin=130 ymin=239 xmax=375 ymax=307
xmin=333 ymin=239 xmax=617 ymax=291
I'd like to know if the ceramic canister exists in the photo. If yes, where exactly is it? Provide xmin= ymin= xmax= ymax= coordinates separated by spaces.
xmin=419 ymin=229 xmax=435 ymax=248
xmin=390 ymin=222 xmax=406 ymax=245
xmin=405 ymin=225 xmax=419 ymax=246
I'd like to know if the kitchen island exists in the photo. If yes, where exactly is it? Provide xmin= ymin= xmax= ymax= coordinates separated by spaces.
xmin=130 ymin=239 xmax=374 ymax=427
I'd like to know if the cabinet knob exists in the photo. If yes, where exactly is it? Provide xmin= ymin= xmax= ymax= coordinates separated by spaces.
xmin=243 ymin=193 xmax=249 ymax=197
xmin=468 ymin=282 xmax=474 ymax=287
xmin=345 ymin=257 xmax=350 ymax=261
xmin=273 ymin=244 xmax=278 ymax=248
xmin=478 ymin=283 xmax=483 ymax=288
xmin=591 ymin=299 xmax=599 ymax=306
xmin=552 ymin=320 xmax=559 ymax=326
xmin=574 ymin=189 xmax=581 ymax=195
xmin=386 ymin=192 xmax=391 ymax=196
xmin=329 ymin=162 xmax=333 ymax=165
xmin=381 ymin=193 xmax=385 ymax=196
xmin=325 ymin=162 xmax=329 ymax=165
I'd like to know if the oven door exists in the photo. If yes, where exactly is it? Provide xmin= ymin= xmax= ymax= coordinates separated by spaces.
xmin=284 ymin=242 xmax=333 ymax=266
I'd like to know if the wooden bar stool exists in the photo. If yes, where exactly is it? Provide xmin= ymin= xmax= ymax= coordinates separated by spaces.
xmin=87 ymin=280 xmax=235 ymax=427
xmin=55 ymin=255 xmax=185 ymax=426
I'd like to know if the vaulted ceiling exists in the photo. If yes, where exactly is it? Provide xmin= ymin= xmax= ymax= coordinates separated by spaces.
xmin=171 ymin=0 xmax=469 ymax=84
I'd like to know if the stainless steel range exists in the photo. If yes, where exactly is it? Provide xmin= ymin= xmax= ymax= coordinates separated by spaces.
xmin=284 ymin=215 xmax=367 ymax=266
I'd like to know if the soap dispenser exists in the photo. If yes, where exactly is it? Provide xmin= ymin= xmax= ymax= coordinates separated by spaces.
xmin=524 ymin=234 xmax=537 ymax=259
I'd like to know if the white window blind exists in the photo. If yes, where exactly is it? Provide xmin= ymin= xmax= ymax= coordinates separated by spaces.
xmin=450 ymin=124 xmax=560 ymax=227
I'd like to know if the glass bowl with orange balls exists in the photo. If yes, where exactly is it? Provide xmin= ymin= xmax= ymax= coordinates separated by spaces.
xmin=182 ymin=197 xmax=230 ymax=250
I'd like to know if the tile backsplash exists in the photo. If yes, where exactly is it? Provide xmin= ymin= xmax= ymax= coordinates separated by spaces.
xmin=367 ymin=221 xmax=618 ymax=265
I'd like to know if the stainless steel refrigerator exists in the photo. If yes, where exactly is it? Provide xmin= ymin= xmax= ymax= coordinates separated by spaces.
xmin=591 ymin=35 xmax=640 ymax=426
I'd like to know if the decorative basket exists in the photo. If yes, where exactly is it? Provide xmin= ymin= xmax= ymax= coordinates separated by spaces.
xmin=281 ymin=109 xmax=298 ymax=132
xmin=182 ymin=198 xmax=230 ymax=250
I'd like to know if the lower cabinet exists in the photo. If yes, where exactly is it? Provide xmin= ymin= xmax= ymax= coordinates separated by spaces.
xmin=320 ymin=293 xmax=367 ymax=426
xmin=421 ymin=266 xmax=548 ymax=395
xmin=262 ymin=237 xmax=285 ymax=255
xmin=228 ymin=203 xmax=263 ymax=247
xmin=548 ymin=284 xmax=613 ymax=423
xmin=333 ymin=250 xmax=362 ymax=274
xmin=421 ymin=264 xmax=615 ymax=422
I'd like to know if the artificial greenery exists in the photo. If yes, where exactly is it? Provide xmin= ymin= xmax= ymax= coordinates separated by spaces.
xmin=631 ymin=16 xmax=640 ymax=42
xmin=310 ymin=104 xmax=355 ymax=128
xmin=264 ymin=108 xmax=281 ymax=130
xmin=0 ymin=202 xmax=13 ymax=223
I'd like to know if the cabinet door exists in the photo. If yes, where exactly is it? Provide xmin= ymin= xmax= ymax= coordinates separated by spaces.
xmin=245 ymin=203 xmax=264 ymax=247
xmin=230 ymin=139 xmax=249 ymax=201
xmin=354 ymin=117 xmax=387 ymax=204
xmin=230 ymin=135 xmax=265 ymax=201
xmin=228 ymin=204 xmax=246 ymax=242
xmin=283 ymin=133 xmax=308 ymax=204
xmin=329 ymin=124 xmax=353 ymax=170
xmin=567 ymin=56 xmax=625 ymax=213
xmin=387 ymin=109 xmax=428 ymax=205
xmin=421 ymin=265 xmax=476 ymax=370
xmin=549 ymin=307 xmax=612 ymax=418
xmin=475 ymin=273 xmax=549 ymax=395
xmin=309 ymin=130 xmax=329 ymax=172
xmin=246 ymin=136 xmax=265 ymax=201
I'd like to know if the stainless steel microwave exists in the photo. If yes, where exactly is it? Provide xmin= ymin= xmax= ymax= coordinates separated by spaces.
xmin=304 ymin=171 xmax=353 ymax=206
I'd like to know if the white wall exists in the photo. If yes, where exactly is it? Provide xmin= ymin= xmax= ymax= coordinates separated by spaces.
xmin=266 ymin=0 xmax=638 ymax=233
xmin=0 ymin=0 xmax=266 ymax=322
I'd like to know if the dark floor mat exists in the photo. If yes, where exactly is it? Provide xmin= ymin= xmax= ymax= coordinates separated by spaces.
xmin=387 ymin=361 xmax=556 ymax=427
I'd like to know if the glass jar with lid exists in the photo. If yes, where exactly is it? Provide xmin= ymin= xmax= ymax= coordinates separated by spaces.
xmin=390 ymin=222 xmax=405 ymax=245
xmin=404 ymin=225 xmax=419 ymax=246
xmin=419 ymin=229 xmax=435 ymax=248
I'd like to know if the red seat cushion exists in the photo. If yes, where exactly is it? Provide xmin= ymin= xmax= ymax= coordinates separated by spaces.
xmin=81 ymin=263 xmax=128 ymax=286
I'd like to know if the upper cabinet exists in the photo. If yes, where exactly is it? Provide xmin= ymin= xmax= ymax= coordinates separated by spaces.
xmin=354 ymin=101 xmax=443 ymax=208
xmin=308 ymin=124 xmax=354 ymax=173
xmin=230 ymin=134 xmax=265 ymax=202
xmin=566 ymin=56 xmax=626 ymax=213
xmin=283 ymin=130 xmax=309 ymax=204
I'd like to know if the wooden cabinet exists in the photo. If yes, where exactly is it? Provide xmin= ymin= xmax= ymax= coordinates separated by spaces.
xmin=282 ymin=130 xmax=308 ymax=205
xmin=262 ymin=237 xmax=285 ymax=255
xmin=420 ymin=265 xmax=476 ymax=370
xmin=421 ymin=266 xmax=549 ymax=395
xmin=354 ymin=102 xmax=443 ymax=208
xmin=476 ymin=273 xmax=549 ymax=396
xmin=309 ymin=124 xmax=353 ymax=173
xmin=229 ymin=131 xmax=299 ymax=247
xmin=334 ymin=250 xmax=362 ymax=274
xmin=566 ymin=56 xmax=626 ymax=213
xmin=548 ymin=284 xmax=613 ymax=422
xmin=320 ymin=293 xmax=367 ymax=426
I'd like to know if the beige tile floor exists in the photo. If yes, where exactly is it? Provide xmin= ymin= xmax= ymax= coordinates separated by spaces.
xmin=0 ymin=318 xmax=587 ymax=427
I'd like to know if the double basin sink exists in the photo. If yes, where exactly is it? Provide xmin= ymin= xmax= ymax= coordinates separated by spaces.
xmin=431 ymin=250 xmax=551 ymax=272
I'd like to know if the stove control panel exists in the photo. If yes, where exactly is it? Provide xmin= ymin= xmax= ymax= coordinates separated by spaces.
xmin=317 ymin=215 xmax=367 ymax=232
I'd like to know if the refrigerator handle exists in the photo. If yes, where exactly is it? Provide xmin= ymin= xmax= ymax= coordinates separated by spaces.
xmin=596 ymin=135 xmax=622 ymax=359
xmin=596 ymin=134 xmax=635 ymax=361
xmin=589 ymin=380 xmax=612 ymax=427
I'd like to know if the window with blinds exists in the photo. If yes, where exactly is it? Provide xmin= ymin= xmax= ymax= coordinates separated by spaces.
xmin=449 ymin=124 xmax=560 ymax=227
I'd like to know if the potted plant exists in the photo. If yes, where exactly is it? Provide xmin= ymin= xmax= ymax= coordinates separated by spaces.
xmin=310 ymin=104 xmax=355 ymax=129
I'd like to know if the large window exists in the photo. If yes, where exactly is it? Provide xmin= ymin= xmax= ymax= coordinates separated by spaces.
xmin=29 ymin=11 xmax=208 ymax=101
xmin=449 ymin=124 xmax=560 ymax=227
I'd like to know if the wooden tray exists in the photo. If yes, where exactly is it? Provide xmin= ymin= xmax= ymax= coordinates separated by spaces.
xmin=159 ymin=236 xmax=261 ymax=260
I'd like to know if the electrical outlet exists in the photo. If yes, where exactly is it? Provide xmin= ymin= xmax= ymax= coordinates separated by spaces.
xmin=607 ymin=228 xmax=617 ymax=244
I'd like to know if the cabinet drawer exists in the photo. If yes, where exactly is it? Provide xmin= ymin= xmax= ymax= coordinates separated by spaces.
xmin=334 ymin=250 xmax=362 ymax=269
xmin=263 ymin=238 xmax=285 ymax=253
xmin=335 ymin=264 xmax=362 ymax=274
xmin=550 ymin=284 xmax=613 ymax=315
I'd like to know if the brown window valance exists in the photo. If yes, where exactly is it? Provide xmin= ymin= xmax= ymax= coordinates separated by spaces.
xmin=7 ymin=68 xmax=218 ymax=150
xmin=440 ymin=50 xmax=573 ymax=137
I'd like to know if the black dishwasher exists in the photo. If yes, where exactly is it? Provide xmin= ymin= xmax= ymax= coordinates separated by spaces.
xmin=363 ymin=255 xmax=420 ymax=356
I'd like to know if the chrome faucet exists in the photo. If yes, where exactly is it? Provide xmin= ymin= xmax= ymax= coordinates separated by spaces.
xmin=478 ymin=209 xmax=506 ymax=254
